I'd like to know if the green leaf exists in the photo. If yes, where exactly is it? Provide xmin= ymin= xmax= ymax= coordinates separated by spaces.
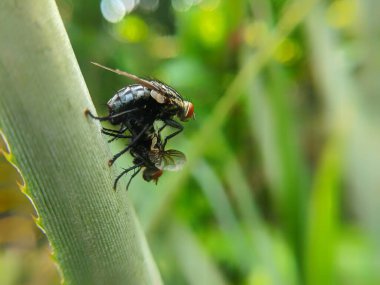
xmin=0 ymin=1 xmax=161 ymax=284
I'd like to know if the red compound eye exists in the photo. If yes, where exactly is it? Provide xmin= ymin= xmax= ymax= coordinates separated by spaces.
xmin=184 ymin=102 xmax=194 ymax=120
xmin=152 ymin=170 xmax=163 ymax=184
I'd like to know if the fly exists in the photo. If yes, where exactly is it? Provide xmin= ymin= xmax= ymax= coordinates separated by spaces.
xmin=86 ymin=62 xmax=194 ymax=166
xmin=85 ymin=62 xmax=191 ymax=190
xmin=91 ymin=62 xmax=194 ymax=123
xmin=111 ymin=124 xmax=186 ymax=190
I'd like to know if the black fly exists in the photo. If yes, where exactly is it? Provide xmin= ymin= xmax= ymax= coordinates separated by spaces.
xmin=112 ymin=123 xmax=186 ymax=190
xmin=85 ymin=63 xmax=191 ymax=190
xmin=86 ymin=62 xmax=194 ymax=166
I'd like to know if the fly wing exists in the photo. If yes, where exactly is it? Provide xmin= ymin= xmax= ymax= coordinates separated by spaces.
xmin=91 ymin=62 xmax=160 ymax=92
xmin=151 ymin=149 xmax=186 ymax=171
xmin=150 ymin=90 xmax=166 ymax=104
xmin=92 ymin=62 xmax=184 ymax=106
xmin=149 ymin=80 xmax=184 ymax=105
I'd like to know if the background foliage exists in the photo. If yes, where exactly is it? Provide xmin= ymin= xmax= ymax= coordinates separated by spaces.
xmin=2 ymin=0 xmax=380 ymax=284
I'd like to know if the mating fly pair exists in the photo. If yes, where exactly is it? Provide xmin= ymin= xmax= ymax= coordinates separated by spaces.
xmin=85 ymin=62 xmax=194 ymax=190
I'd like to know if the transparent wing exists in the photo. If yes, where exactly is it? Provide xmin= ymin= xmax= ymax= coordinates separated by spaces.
xmin=150 ymin=90 xmax=166 ymax=104
xmin=91 ymin=62 xmax=160 ymax=92
xmin=151 ymin=149 xmax=186 ymax=171
xmin=91 ymin=62 xmax=183 ymax=105
xmin=150 ymin=80 xmax=184 ymax=105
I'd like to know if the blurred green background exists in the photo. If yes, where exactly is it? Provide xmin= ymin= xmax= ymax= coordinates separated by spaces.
xmin=2 ymin=0 xmax=380 ymax=284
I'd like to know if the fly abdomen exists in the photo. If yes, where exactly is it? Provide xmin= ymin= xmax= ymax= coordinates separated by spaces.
xmin=107 ymin=84 xmax=151 ymax=113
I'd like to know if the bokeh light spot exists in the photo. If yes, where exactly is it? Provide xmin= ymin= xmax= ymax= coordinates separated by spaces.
xmin=139 ymin=0 xmax=159 ymax=11
xmin=197 ymin=10 xmax=225 ymax=47
xmin=327 ymin=0 xmax=356 ymax=30
xmin=100 ymin=0 xmax=126 ymax=23
xmin=114 ymin=15 xmax=148 ymax=43
xmin=273 ymin=38 xmax=301 ymax=64
xmin=121 ymin=0 xmax=139 ymax=13
xmin=171 ymin=0 xmax=193 ymax=12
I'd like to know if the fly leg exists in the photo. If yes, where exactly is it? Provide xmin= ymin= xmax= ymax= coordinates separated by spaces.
xmin=102 ymin=130 xmax=132 ymax=141
xmin=84 ymin=108 xmax=140 ymax=121
xmin=84 ymin=109 xmax=111 ymax=121
xmin=126 ymin=167 xmax=142 ymax=191
xmin=113 ymin=163 xmax=143 ymax=190
xmin=159 ymin=119 xmax=183 ymax=147
xmin=102 ymin=126 xmax=124 ymax=133
xmin=102 ymin=125 xmax=130 ymax=142
xmin=108 ymin=123 xmax=150 ymax=166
